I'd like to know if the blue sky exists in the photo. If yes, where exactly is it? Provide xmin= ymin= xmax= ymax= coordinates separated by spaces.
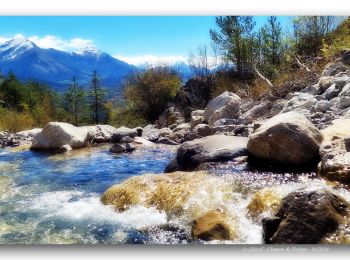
xmin=0 ymin=16 xmax=292 ymax=65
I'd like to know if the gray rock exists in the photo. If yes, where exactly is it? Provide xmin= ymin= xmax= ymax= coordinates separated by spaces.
xmin=31 ymin=122 xmax=89 ymax=151
xmin=165 ymin=135 xmax=248 ymax=172
xmin=263 ymin=188 xmax=349 ymax=244
xmin=339 ymin=96 xmax=350 ymax=109
xmin=204 ymin=91 xmax=241 ymax=126
xmin=323 ymin=83 xmax=343 ymax=100
xmin=334 ymin=76 xmax=350 ymax=88
xmin=120 ymin=136 xmax=134 ymax=143
xmin=173 ymin=123 xmax=191 ymax=133
xmin=159 ymin=127 xmax=173 ymax=137
xmin=238 ymin=101 xmax=272 ymax=124
xmin=247 ymin=112 xmax=323 ymax=165
xmin=192 ymin=124 xmax=214 ymax=137
xmin=82 ymin=125 xmax=118 ymax=143
xmin=281 ymin=93 xmax=317 ymax=112
xmin=301 ymin=84 xmax=322 ymax=95
xmin=142 ymin=125 xmax=160 ymax=142
xmin=15 ymin=128 xmax=42 ymax=138
xmin=111 ymin=126 xmax=138 ymax=143
xmin=313 ymin=100 xmax=331 ymax=112
xmin=339 ymin=83 xmax=350 ymax=97
xmin=109 ymin=143 xmax=135 ymax=153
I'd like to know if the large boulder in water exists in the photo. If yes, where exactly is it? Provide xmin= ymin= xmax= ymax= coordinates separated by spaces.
xmin=31 ymin=122 xmax=89 ymax=151
xmin=165 ymin=135 xmax=248 ymax=172
xmin=247 ymin=112 xmax=323 ymax=165
xmin=204 ymin=91 xmax=241 ymax=126
xmin=262 ymin=188 xmax=349 ymax=244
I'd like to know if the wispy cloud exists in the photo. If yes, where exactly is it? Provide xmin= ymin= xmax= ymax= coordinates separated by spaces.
xmin=0 ymin=34 xmax=96 ymax=52
xmin=113 ymin=54 xmax=188 ymax=66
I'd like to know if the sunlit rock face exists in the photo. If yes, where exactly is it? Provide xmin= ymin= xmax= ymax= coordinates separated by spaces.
xmin=319 ymin=119 xmax=350 ymax=184
xmin=204 ymin=91 xmax=242 ymax=126
xmin=247 ymin=112 xmax=323 ymax=165
xmin=101 ymin=171 xmax=210 ymax=214
xmin=31 ymin=122 xmax=89 ymax=151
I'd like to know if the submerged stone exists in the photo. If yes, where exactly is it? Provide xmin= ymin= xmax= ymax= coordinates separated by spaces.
xmin=191 ymin=209 xmax=237 ymax=241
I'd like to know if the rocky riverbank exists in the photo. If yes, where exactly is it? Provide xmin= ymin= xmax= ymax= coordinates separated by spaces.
xmin=1 ymin=50 xmax=350 ymax=244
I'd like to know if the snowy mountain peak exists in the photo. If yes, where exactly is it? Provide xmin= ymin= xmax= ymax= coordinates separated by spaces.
xmin=0 ymin=37 xmax=36 ymax=60
xmin=74 ymin=45 xmax=102 ymax=56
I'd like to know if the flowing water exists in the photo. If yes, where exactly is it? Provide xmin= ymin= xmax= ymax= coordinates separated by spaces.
xmin=1 ymin=145 xmax=350 ymax=244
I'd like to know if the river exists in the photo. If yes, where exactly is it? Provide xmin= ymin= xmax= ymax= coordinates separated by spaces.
xmin=1 ymin=145 xmax=350 ymax=244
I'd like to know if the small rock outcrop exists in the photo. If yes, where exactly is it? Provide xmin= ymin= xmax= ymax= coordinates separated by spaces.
xmin=318 ymin=119 xmax=350 ymax=184
xmin=109 ymin=143 xmax=136 ymax=153
xmin=262 ymin=188 xmax=349 ymax=244
xmin=111 ymin=126 xmax=138 ymax=143
xmin=82 ymin=125 xmax=118 ymax=143
xmin=165 ymin=135 xmax=248 ymax=172
xmin=31 ymin=122 xmax=89 ymax=151
xmin=204 ymin=91 xmax=241 ymax=126
xmin=247 ymin=112 xmax=323 ymax=165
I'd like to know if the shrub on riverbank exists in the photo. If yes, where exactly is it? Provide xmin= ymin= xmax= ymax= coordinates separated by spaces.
xmin=0 ymin=109 xmax=35 ymax=132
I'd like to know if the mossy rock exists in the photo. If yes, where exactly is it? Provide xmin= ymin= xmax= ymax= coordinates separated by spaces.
xmin=101 ymin=171 xmax=209 ymax=215
xmin=191 ymin=209 xmax=237 ymax=241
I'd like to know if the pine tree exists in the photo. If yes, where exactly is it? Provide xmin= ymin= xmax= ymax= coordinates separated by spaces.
xmin=210 ymin=16 xmax=256 ymax=79
xmin=64 ymin=76 xmax=86 ymax=126
xmin=88 ymin=70 xmax=107 ymax=124
xmin=258 ymin=16 xmax=284 ymax=77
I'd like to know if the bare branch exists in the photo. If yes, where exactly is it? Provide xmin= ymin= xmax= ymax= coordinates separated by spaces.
xmin=254 ymin=67 xmax=274 ymax=88
xmin=295 ymin=57 xmax=320 ymax=77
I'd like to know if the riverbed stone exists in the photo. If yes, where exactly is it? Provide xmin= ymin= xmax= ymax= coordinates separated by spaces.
xmin=111 ymin=126 xmax=138 ymax=143
xmin=262 ymin=188 xmax=349 ymax=244
xmin=192 ymin=124 xmax=214 ymax=137
xmin=83 ymin=125 xmax=118 ymax=143
xmin=31 ymin=122 xmax=89 ymax=150
xmin=247 ymin=112 xmax=323 ymax=165
xmin=109 ymin=143 xmax=135 ymax=153
xmin=191 ymin=209 xmax=237 ymax=241
xmin=165 ymin=135 xmax=248 ymax=172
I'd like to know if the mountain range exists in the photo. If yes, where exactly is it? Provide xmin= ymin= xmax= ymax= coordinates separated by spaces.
xmin=0 ymin=38 xmax=138 ymax=91
xmin=0 ymin=37 xmax=198 ymax=93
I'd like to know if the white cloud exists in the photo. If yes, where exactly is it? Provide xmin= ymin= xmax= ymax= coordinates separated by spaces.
xmin=0 ymin=34 xmax=96 ymax=52
xmin=28 ymin=35 xmax=95 ymax=51
xmin=113 ymin=54 xmax=188 ymax=66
